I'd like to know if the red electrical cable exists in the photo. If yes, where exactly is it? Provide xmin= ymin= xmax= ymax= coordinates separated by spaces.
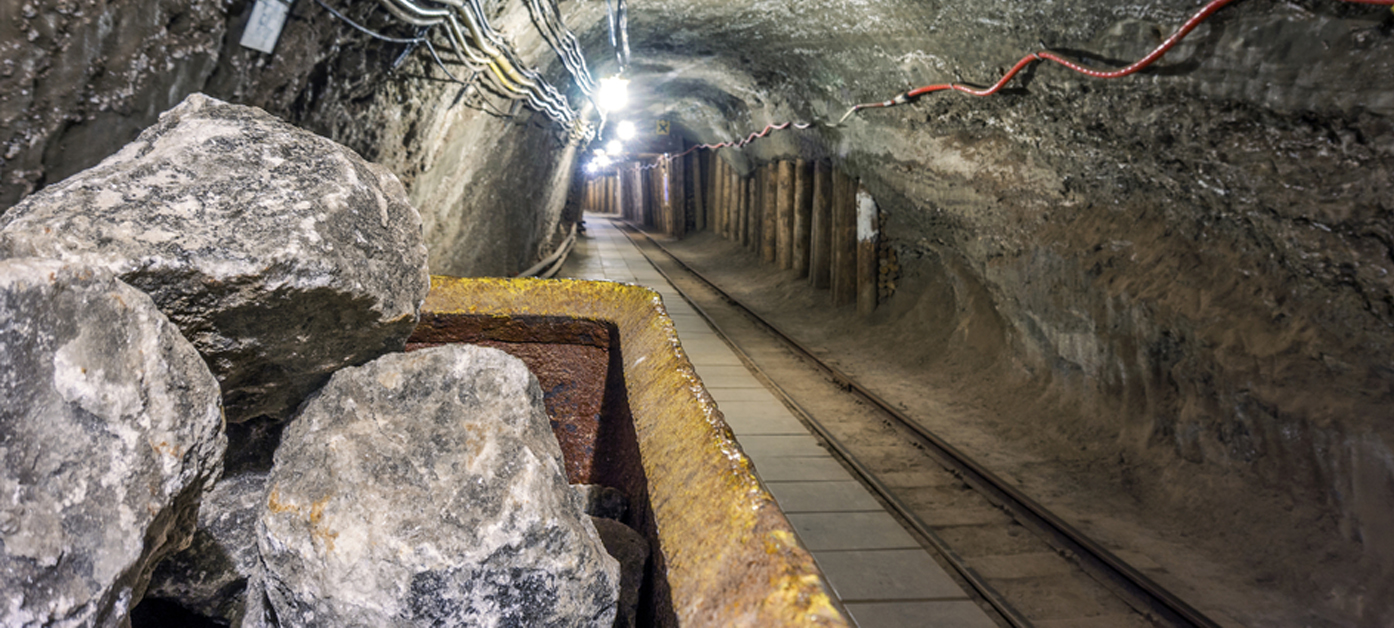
xmin=841 ymin=0 xmax=1394 ymax=123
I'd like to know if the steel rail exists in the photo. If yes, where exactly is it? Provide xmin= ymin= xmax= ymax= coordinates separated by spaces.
xmin=619 ymin=222 xmax=1223 ymax=628
xmin=612 ymin=224 xmax=1030 ymax=628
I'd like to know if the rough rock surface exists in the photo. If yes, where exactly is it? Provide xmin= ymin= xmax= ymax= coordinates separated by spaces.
xmin=0 ymin=258 xmax=226 ymax=627
xmin=0 ymin=93 xmax=430 ymax=423
xmin=589 ymin=517 xmax=649 ymax=628
xmin=143 ymin=471 xmax=268 ymax=626
xmin=574 ymin=484 xmax=629 ymax=521
xmin=255 ymin=344 xmax=620 ymax=627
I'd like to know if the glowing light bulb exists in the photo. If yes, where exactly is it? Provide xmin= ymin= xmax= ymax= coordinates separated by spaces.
xmin=597 ymin=77 xmax=629 ymax=112
xmin=616 ymin=120 xmax=637 ymax=140
xmin=605 ymin=139 xmax=624 ymax=155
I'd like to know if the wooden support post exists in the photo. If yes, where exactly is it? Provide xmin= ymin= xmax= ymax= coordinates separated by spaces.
xmin=617 ymin=172 xmax=627 ymax=220
xmin=621 ymin=173 xmax=630 ymax=220
xmin=776 ymin=160 xmax=795 ymax=269
xmin=736 ymin=173 xmax=746 ymax=247
xmin=830 ymin=168 xmax=857 ymax=306
xmin=760 ymin=164 xmax=776 ymax=262
xmin=792 ymin=159 xmax=812 ymax=276
xmin=646 ymin=168 xmax=658 ymax=228
xmin=809 ymin=161 xmax=832 ymax=289
xmin=673 ymin=157 xmax=687 ymax=238
xmin=856 ymin=184 xmax=879 ymax=315
xmin=660 ymin=161 xmax=672 ymax=234
xmin=719 ymin=158 xmax=730 ymax=238
xmin=730 ymin=169 xmax=740 ymax=243
xmin=734 ymin=166 xmax=744 ymax=244
xmin=742 ymin=174 xmax=754 ymax=249
xmin=691 ymin=153 xmax=705 ymax=234
xmin=747 ymin=167 xmax=759 ymax=251
xmin=754 ymin=166 xmax=766 ymax=254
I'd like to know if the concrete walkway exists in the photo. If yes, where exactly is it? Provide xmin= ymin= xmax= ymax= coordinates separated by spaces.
xmin=558 ymin=215 xmax=1000 ymax=628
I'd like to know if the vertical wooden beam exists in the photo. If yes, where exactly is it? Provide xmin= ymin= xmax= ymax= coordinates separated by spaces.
xmin=604 ymin=176 xmax=613 ymax=216
xmin=691 ymin=153 xmax=705 ymax=234
xmin=747 ymin=167 xmax=759 ymax=252
xmin=755 ymin=165 xmax=768 ymax=255
xmin=742 ymin=174 xmax=754 ymax=249
xmin=808 ymin=161 xmax=832 ymax=289
xmin=830 ymin=168 xmax=857 ymax=306
xmin=659 ymin=161 xmax=672 ymax=234
xmin=792 ymin=159 xmax=812 ymax=276
xmin=719 ymin=158 xmax=730 ymax=238
xmin=647 ymin=167 xmax=658 ymax=229
xmin=776 ymin=160 xmax=795 ymax=269
xmin=673 ymin=157 xmax=687 ymax=238
xmin=856 ymin=184 xmax=879 ymax=315
xmin=760 ymin=164 xmax=776 ymax=262
xmin=730 ymin=168 xmax=741 ymax=243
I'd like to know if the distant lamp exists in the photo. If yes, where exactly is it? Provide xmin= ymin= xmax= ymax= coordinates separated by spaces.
xmin=616 ymin=120 xmax=637 ymax=140
xmin=605 ymin=139 xmax=624 ymax=155
xmin=597 ymin=77 xmax=630 ymax=112
xmin=595 ymin=155 xmax=613 ymax=168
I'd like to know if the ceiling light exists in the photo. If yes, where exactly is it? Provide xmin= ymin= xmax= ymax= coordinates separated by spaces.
xmin=605 ymin=139 xmax=624 ymax=155
xmin=616 ymin=120 xmax=636 ymax=140
xmin=597 ymin=77 xmax=629 ymax=112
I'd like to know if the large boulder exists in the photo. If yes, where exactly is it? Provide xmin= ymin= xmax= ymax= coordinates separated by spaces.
xmin=0 ymin=93 xmax=430 ymax=423
xmin=142 ymin=470 xmax=268 ymax=626
xmin=254 ymin=344 xmax=620 ymax=627
xmin=0 ymin=258 xmax=226 ymax=627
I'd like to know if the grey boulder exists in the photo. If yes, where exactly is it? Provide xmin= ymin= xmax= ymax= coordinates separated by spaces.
xmin=0 ymin=258 xmax=227 ymax=627
xmin=256 ymin=344 xmax=620 ymax=627
xmin=142 ymin=470 xmax=268 ymax=626
xmin=0 ymin=92 xmax=430 ymax=423
xmin=590 ymin=517 xmax=650 ymax=628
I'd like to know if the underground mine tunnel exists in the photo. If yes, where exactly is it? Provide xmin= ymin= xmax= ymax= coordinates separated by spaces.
xmin=2 ymin=0 xmax=1393 ymax=626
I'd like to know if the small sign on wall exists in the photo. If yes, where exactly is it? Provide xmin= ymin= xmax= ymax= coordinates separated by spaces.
xmin=240 ymin=0 xmax=291 ymax=54
xmin=656 ymin=120 xmax=670 ymax=135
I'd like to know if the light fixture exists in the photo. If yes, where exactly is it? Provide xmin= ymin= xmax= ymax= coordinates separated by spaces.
xmin=597 ymin=77 xmax=629 ymax=112
xmin=605 ymin=139 xmax=624 ymax=155
xmin=616 ymin=120 xmax=637 ymax=140
xmin=595 ymin=155 xmax=613 ymax=168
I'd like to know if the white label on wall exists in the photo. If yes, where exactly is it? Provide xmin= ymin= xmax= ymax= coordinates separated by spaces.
xmin=240 ymin=0 xmax=291 ymax=54
xmin=856 ymin=188 xmax=878 ymax=242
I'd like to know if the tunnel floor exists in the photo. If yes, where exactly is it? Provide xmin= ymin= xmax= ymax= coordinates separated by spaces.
xmin=558 ymin=215 xmax=1000 ymax=628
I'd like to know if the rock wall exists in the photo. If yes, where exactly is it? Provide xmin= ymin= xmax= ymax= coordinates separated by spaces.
xmin=0 ymin=0 xmax=597 ymax=276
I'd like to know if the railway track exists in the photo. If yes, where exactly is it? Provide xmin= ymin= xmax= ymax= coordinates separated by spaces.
xmin=616 ymin=221 xmax=1222 ymax=628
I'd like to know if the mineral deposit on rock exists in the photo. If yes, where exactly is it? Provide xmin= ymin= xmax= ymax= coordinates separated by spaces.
xmin=0 ymin=93 xmax=430 ymax=423
xmin=0 ymin=258 xmax=227 ymax=627
xmin=256 ymin=344 xmax=620 ymax=627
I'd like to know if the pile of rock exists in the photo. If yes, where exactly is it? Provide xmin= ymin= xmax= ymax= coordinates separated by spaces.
xmin=0 ymin=94 xmax=623 ymax=627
